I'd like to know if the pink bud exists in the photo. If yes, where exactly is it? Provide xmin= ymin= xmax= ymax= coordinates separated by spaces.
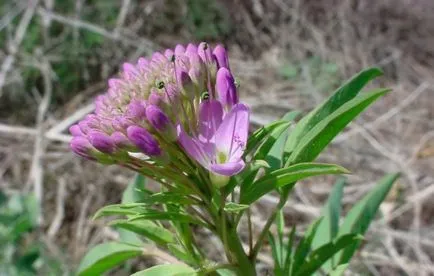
xmin=213 ymin=44 xmax=230 ymax=69
xmin=88 ymin=131 xmax=115 ymax=153
xmin=70 ymin=136 xmax=95 ymax=160
xmin=69 ymin=124 xmax=84 ymax=137
xmin=216 ymin=67 xmax=238 ymax=109
xmin=127 ymin=126 xmax=161 ymax=156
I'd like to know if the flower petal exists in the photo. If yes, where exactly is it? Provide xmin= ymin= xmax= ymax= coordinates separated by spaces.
xmin=215 ymin=103 xmax=250 ymax=161
xmin=178 ymin=126 xmax=213 ymax=168
xmin=198 ymin=100 xmax=223 ymax=142
xmin=210 ymin=160 xmax=245 ymax=176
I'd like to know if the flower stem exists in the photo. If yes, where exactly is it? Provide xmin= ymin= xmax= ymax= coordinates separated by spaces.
xmin=249 ymin=189 xmax=290 ymax=261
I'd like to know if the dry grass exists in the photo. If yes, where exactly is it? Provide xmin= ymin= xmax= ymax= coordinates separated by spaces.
xmin=0 ymin=0 xmax=433 ymax=275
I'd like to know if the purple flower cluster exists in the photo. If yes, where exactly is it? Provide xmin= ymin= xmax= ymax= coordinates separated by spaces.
xmin=70 ymin=42 xmax=249 ymax=185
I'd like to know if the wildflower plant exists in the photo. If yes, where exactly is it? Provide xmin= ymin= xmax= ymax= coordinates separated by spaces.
xmin=72 ymin=42 xmax=398 ymax=276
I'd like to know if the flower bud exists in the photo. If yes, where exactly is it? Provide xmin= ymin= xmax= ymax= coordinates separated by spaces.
xmin=146 ymin=105 xmax=177 ymax=141
xmin=198 ymin=42 xmax=212 ymax=64
xmin=174 ymin=44 xmax=186 ymax=55
xmin=164 ymin=49 xmax=174 ymax=60
xmin=126 ymin=100 xmax=147 ymax=119
xmin=216 ymin=67 xmax=238 ymax=110
xmin=88 ymin=131 xmax=115 ymax=154
xmin=70 ymin=136 xmax=95 ymax=160
xmin=122 ymin=63 xmax=139 ymax=81
xmin=127 ymin=125 xmax=162 ymax=157
xmin=213 ymin=44 xmax=230 ymax=69
xmin=111 ymin=131 xmax=135 ymax=150
xmin=69 ymin=124 xmax=84 ymax=137
xmin=186 ymin=43 xmax=197 ymax=54
xmin=178 ymin=70 xmax=195 ymax=100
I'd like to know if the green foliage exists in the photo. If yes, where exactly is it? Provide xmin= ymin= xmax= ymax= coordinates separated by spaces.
xmin=240 ymin=163 xmax=350 ymax=204
xmin=131 ymin=263 xmax=196 ymax=276
xmin=0 ymin=191 xmax=63 ymax=275
xmin=185 ymin=0 xmax=231 ymax=40
xmin=77 ymin=242 xmax=143 ymax=276
xmin=78 ymin=67 xmax=395 ymax=275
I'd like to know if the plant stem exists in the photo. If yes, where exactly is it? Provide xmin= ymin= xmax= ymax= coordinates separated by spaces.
xmin=249 ymin=189 xmax=290 ymax=261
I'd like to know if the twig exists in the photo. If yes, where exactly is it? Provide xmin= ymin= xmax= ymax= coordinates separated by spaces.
xmin=26 ymin=58 xmax=52 ymax=225
xmin=0 ymin=0 xmax=39 ymax=96
xmin=47 ymin=177 xmax=67 ymax=238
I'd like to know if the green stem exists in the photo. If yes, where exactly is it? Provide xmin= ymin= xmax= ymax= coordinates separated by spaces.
xmin=249 ymin=189 xmax=290 ymax=261
xmin=225 ymin=225 xmax=257 ymax=276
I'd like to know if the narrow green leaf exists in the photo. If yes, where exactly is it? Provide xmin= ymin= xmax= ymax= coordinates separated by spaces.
xmin=291 ymin=219 xmax=323 ymax=275
xmin=110 ymin=220 xmax=174 ymax=245
xmin=285 ymin=67 xmax=383 ymax=156
xmin=265 ymin=127 xmax=289 ymax=171
xmin=287 ymin=88 xmax=390 ymax=165
xmin=254 ymin=121 xmax=291 ymax=160
xmin=234 ymin=160 xmax=270 ymax=196
xmin=281 ymin=110 xmax=302 ymax=122
xmin=283 ymin=226 xmax=296 ymax=275
xmin=334 ymin=173 xmax=399 ymax=266
xmin=268 ymin=232 xmax=283 ymax=274
xmin=311 ymin=178 xmax=345 ymax=272
xmin=167 ymin=244 xmax=196 ymax=264
xmin=146 ymin=192 xmax=197 ymax=205
xmin=294 ymin=234 xmax=361 ymax=276
xmin=328 ymin=264 xmax=348 ymax=276
xmin=130 ymin=264 xmax=196 ymax=276
xmin=117 ymin=228 xmax=144 ymax=246
xmin=240 ymin=163 xmax=349 ymax=204
xmin=93 ymin=204 xmax=146 ymax=220
xmin=77 ymin=242 xmax=142 ymax=276
xmin=128 ymin=211 xmax=206 ymax=227
xmin=122 ymin=174 xmax=147 ymax=204
xmin=245 ymin=120 xmax=290 ymax=155
xmin=223 ymin=203 xmax=249 ymax=213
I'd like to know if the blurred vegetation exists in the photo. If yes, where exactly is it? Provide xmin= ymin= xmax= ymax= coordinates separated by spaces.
xmin=0 ymin=191 xmax=63 ymax=276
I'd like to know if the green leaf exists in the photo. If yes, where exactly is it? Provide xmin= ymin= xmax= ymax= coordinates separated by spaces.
xmin=294 ymin=234 xmax=361 ymax=276
xmin=110 ymin=220 xmax=174 ymax=245
xmin=285 ymin=67 xmax=383 ymax=156
xmin=246 ymin=120 xmax=290 ymax=155
xmin=286 ymin=88 xmax=390 ymax=165
xmin=128 ymin=211 xmax=206 ymax=227
xmin=291 ymin=219 xmax=323 ymax=275
xmin=265 ymin=126 xmax=290 ymax=171
xmin=283 ymin=226 xmax=296 ymax=275
xmin=77 ymin=242 xmax=142 ymax=276
xmin=240 ymin=163 xmax=350 ymax=204
xmin=93 ymin=204 xmax=146 ymax=220
xmin=254 ymin=121 xmax=291 ymax=161
xmin=311 ymin=178 xmax=345 ymax=272
xmin=122 ymin=174 xmax=147 ymax=204
xmin=117 ymin=228 xmax=144 ymax=246
xmin=131 ymin=264 xmax=196 ymax=276
xmin=268 ymin=232 xmax=283 ymax=274
xmin=223 ymin=203 xmax=249 ymax=213
xmin=334 ymin=173 xmax=399 ymax=266
xmin=328 ymin=264 xmax=348 ymax=276
xmin=226 ymin=160 xmax=269 ymax=196
xmin=146 ymin=192 xmax=197 ymax=205
xmin=167 ymin=244 xmax=196 ymax=264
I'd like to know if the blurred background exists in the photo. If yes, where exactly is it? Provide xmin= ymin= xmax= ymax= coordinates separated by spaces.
xmin=0 ymin=0 xmax=433 ymax=275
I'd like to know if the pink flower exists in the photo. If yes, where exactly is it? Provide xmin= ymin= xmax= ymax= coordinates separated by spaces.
xmin=179 ymin=100 xmax=249 ymax=177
